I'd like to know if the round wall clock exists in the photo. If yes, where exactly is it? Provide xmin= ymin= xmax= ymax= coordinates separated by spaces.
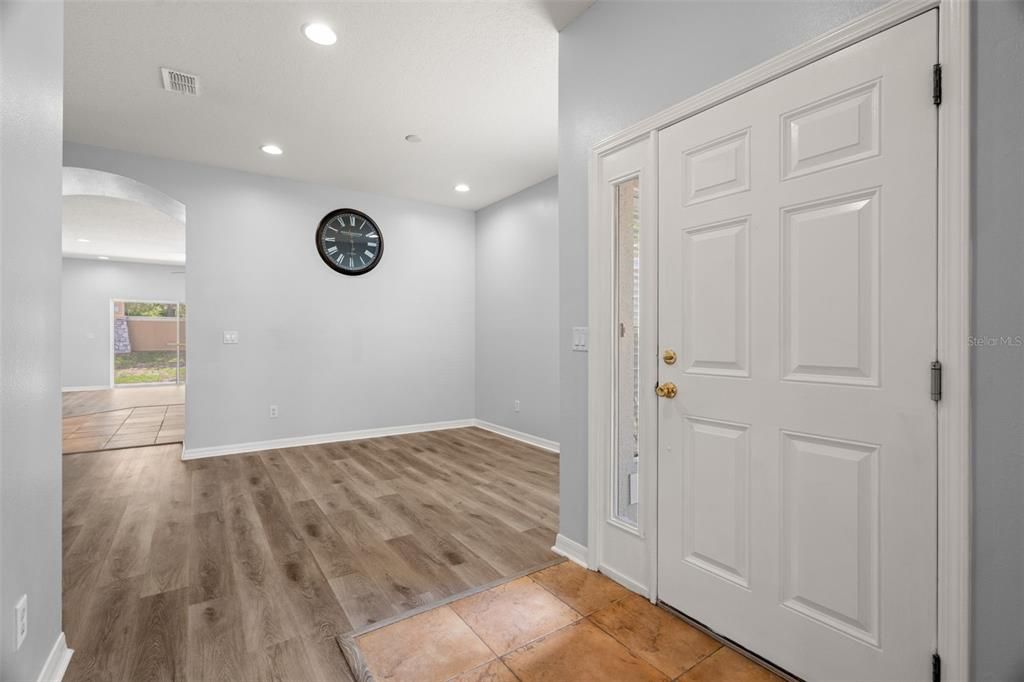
xmin=315 ymin=208 xmax=384 ymax=276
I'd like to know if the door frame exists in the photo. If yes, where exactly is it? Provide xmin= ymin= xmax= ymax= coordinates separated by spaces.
xmin=586 ymin=1 xmax=971 ymax=678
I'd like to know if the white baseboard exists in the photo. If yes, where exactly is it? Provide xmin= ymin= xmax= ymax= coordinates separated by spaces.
xmin=552 ymin=534 xmax=588 ymax=568
xmin=62 ymin=385 xmax=108 ymax=392
xmin=472 ymin=420 xmax=559 ymax=453
xmin=599 ymin=563 xmax=649 ymax=597
xmin=182 ymin=419 xmax=476 ymax=460
xmin=37 ymin=632 xmax=72 ymax=682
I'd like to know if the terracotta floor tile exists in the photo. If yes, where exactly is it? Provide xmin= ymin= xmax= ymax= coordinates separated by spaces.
xmin=502 ymin=620 xmax=668 ymax=682
xmin=450 ymin=576 xmax=580 ymax=654
xmin=115 ymin=423 xmax=162 ymax=433
xmin=589 ymin=594 xmax=721 ymax=677
xmin=83 ymin=410 xmax=132 ymax=423
xmin=530 ymin=561 xmax=631 ymax=615
xmin=71 ymin=424 xmax=123 ymax=436
xmin=63 ymin=436 xmax=111 ymax=453
xmin=130 ymin=406 xmax=168 ymax=416
xmin=357 ymin=606 xmax=494 ymax=682
xmin=106 ymin=433 xmax=158 ymax=448
xmin=677 ymin=647 xmax=783 ymax=682
xmin=448 ymin=659 xmax=518 ymax=682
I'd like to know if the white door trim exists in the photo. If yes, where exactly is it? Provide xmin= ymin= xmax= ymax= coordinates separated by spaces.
xmin=587 ymin=133 xmax=660 ymax=598
xmin=586 ymin=1 xmax=971 ymax=678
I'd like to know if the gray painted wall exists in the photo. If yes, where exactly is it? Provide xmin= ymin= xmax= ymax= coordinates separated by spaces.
xmin=971 ymin=1 xmax=1024 ymax=679
xmin=64 ymin=143 xmax=476 ymax=452
xmin=557 ymin=0 xmax=883 ymax=545
xmin=61 ymin=258 xmax=186 ymax=389
xmin=475 ymin=176 xmax=559 ymax=442
xmin=0 ymin=1 xmax=65 ymax=679
xmin=560 ymin=1 xmax=1024 ymax=679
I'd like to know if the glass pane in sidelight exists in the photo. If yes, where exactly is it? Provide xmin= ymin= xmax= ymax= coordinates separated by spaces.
xmin=613 ymin=176 xmax=640 ymax=527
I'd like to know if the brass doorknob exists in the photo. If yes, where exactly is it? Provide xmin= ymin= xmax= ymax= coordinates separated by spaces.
xmin=655 ymin=382 xmax=678 ymax=399
xmin=662 ymin=349 xmax=677 ymax=365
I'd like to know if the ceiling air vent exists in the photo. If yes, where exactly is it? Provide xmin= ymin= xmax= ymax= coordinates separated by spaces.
xmin=160 ymin=67 xmax=200 ymax=96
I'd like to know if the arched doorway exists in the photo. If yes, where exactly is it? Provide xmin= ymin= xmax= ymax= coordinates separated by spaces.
xmin=60 ymin=167 xmax=187 ymax=454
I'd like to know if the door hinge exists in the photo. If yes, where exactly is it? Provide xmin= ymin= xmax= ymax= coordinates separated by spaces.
xmin=933 ymin=63 xmax=942 ymax=106
xmin=931 ymin=361 xmax=942 ymax=401
xmin=932 ymin=652 xmax=942 ymax=682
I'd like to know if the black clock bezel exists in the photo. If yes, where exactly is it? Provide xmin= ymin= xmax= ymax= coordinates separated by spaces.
xmin=315 ymin=208 xmax=384 ymax=276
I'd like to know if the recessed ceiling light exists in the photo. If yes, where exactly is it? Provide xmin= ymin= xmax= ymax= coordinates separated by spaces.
xmin=261 ymin=144 xmax=283 ymax=155
xmin=454 ymin=184 xmax=470 ymax=193
xmin=405 ymin=134 xmax=422 ymax=143
xmin=97 ymin=256 xmax=110 ymax=260
xmin=303 ymin=22 xmax=337 ymax=46
xmin=76 ymin=238 xmax=90 ymax=243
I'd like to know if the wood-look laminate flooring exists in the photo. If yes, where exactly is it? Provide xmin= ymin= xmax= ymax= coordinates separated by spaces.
xmin=62 ymin=427 xmax=559 ymax=681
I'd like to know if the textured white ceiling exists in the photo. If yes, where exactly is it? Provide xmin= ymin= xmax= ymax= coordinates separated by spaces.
xmin=64 ymin=1 xmax=592 ymax=210
xmin=63 ymin=195 xmax=186 ymax=265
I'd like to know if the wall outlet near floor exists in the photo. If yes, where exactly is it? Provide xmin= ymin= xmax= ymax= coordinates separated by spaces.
xmin=223 ymin=330 xmax=240 ymax=344
xmin=269 ymin=405 xmax=279 ymax=418
xmin=514 ymin=400 xmax=520 ymax=412
xmin=14 ymin=594 xmax=27 ymax=650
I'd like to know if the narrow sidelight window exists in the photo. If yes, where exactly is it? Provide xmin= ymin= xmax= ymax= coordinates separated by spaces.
xmin=613 ymin=176 xmax=640 ymax=526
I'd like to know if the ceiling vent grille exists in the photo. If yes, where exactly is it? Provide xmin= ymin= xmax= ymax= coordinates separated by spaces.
xmin=160 ymin=67 xmax=200 ymax=96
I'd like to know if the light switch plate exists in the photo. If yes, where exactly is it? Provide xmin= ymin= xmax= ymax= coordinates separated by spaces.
xmin=571 ymin=327 xmax=589 ymax=352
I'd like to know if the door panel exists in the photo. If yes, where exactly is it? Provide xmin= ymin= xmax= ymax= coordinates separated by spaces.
xmin=681 ymin=217 xmax=750 ymax=377
xmin=682 ymin=416 xmax=750 ymax=587
xmin=657 ymin=12 xmax=937 ymax=681
xmin=781 ymin=189 xmax=879 ymax=385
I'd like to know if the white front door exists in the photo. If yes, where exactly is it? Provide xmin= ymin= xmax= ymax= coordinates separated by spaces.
xmin=656 ymin=12 xmax=938 ymax=680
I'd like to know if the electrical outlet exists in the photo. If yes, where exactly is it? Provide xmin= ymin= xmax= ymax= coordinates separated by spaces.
xmin=514 ymin=400 xmax=520 ymax=413
xmin=14 ymin=594 xmax=27 ymax=650
xmin=269 ymin=405 xmax=279 ymax=418
xmin=223 ymin=330 xmax=240 ymax=344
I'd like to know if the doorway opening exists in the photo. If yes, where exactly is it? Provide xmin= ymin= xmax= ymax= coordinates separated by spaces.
xmin=61 ymin=167 xmax=187 ymax=455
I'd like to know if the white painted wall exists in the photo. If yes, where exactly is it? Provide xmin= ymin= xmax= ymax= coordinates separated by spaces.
xmin=64 ymin=143 xmax=477 ymax=452
xmin=61 ymin=258 xmax=186 ymax=389
xmin=475 ymin=177 xmax=559 ymax=443
xmin=0 ymin=1 xmax=65 ymax=679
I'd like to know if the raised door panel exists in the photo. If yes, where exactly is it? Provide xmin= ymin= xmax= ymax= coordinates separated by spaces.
xmin=680 ymin=217 xmax=750 ymax=377
xmin=780 ymin=431 xmax=879 ymax=646
xmin=781 ymin=80 xmax=880 ymax=180
xmin=681 ymin=417 xmax=750 ymax=587
xmin=682 ymin=129 xmax=751 ymax=205
xmin=781 ymin=189 xmax=879 ymax=386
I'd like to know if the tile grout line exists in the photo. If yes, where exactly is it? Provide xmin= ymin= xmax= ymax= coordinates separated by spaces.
xmin=448 ymin=573 xmax=577 ymax=680
xmin=338 ymin=560 xmax=567 ymax=682
xmin=580 ymin=596 xmax=725 ymax=680
xmin=656 ymin=602 xmax=800 ymax=682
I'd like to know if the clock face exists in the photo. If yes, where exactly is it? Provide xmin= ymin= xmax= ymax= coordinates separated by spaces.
xmin=315 ymin=209 xmax=383 ymax=276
